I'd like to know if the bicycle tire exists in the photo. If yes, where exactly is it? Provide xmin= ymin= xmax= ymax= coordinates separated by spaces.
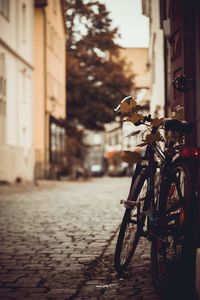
xmin=151 ymin=159 xmax=196 ymax=296
xmin=114 ymin=167 xmax=148 ymax=273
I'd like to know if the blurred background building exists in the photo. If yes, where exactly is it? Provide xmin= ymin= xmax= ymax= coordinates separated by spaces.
xmin=83 ymin=130 xmax=105 ymax=176
xmin=34 ymin=0 xmax=66 ymax=179
xmin=0 ymin=0 xmax=66 ymax=182
xmin=0 ymin=0 xmax=34 ymax=182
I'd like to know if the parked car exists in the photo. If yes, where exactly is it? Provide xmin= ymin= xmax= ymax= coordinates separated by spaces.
xmin=90 ymin=164 xmax=104 ymax=177
xmin=108 ymin=162 xmax=132 ymax=177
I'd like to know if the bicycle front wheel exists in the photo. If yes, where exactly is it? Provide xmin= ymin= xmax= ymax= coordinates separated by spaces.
xmin=151 ymin=159 xmax=196 ymax=295
xmin=114 ymin=168 xmax=148 ymax=273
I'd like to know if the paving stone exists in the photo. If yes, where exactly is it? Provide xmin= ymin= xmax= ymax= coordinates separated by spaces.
xmin=0 ymin=178 xmax=168 ymax=299
xmin=46 ymin=288 xmax=77 ymax=298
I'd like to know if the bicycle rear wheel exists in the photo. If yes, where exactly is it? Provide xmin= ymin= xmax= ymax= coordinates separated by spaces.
xmin=114 ymin=168 xmax=148 ymax=273
xmin=151 ymin=159 xmax=196 ymax=296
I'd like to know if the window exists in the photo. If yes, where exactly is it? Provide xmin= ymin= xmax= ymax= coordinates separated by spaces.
xmin=0 ymin=53 xmax=6 ymax=115
xmin=50 ymin=121 xmax=66 ymax=164
xmin=0 ymin=0 xmax=9 ymax=19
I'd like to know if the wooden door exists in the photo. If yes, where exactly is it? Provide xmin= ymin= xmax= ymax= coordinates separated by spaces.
xmin=168 ymin=0 xmax=196 ymax=145
xmin=170 ymin=0 xmax=184 ymax=108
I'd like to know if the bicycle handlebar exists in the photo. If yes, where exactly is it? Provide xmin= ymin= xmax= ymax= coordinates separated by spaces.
xmin=134 ymin=115 xmax=153 ymax=126
xmin=114 ymin=96 xmax=193 ymax=135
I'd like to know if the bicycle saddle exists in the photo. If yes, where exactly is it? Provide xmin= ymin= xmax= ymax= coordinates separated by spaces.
xmin=164 ymin=119 xmax=193 ymax=134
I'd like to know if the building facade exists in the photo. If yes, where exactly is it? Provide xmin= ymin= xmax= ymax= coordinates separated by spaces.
xmin=34 ymin=0 xmax=66 ymax=179
xmin=0 ymin=0 xmax=34 ymax=182
xmin=142 ymin=0 xmax=200 ymax=296
xmin=160 ymin=1 xmax=200 ymax=296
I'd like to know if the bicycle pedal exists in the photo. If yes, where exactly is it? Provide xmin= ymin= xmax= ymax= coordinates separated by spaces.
xmin=120 ymin=200 xmax=137 ymax=208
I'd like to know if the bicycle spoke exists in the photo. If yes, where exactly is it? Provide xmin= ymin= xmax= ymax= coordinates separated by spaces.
xmin=114 ymin=172 xmax=148 ymax=273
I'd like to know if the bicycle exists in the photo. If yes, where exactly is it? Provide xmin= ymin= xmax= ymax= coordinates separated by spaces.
xmin=113 ymin=96 xmax=197 ymax=296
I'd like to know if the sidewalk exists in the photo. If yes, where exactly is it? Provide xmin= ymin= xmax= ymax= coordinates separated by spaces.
xmin=0 ymin=179 xmax=69 ymax=196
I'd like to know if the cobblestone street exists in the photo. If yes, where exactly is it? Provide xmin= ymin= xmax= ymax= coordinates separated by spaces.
xmin=0 ymin=178 xmax=162 ymax=300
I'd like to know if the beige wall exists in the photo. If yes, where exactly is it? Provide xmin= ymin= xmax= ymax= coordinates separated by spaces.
xmin=0 ymin=0 xmax=35 ymax=182
xmin=46 ymin=0 xmax=66 ymax=119
xmin=119 ymin=47 xmax=150 ymax=90
xmin=0 ymin=145 xmax=34 ymax=181
xmin=34 ymin=0 xmax=66 ymax=177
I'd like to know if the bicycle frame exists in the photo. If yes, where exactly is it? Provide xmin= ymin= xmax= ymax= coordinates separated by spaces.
xmin=132 ymin=128 xmax=180 ymax=236
xmin=121 ymin=119 xmax=195 ymax=239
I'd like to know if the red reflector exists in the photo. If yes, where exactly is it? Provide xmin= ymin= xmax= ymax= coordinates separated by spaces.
xmin=180 ymin=147 xmax=191 ymax=157
xmin=191 ymin=148 xmax=200 ymax=157
xmin=180 ymin=147 xmax=200 ymax=158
